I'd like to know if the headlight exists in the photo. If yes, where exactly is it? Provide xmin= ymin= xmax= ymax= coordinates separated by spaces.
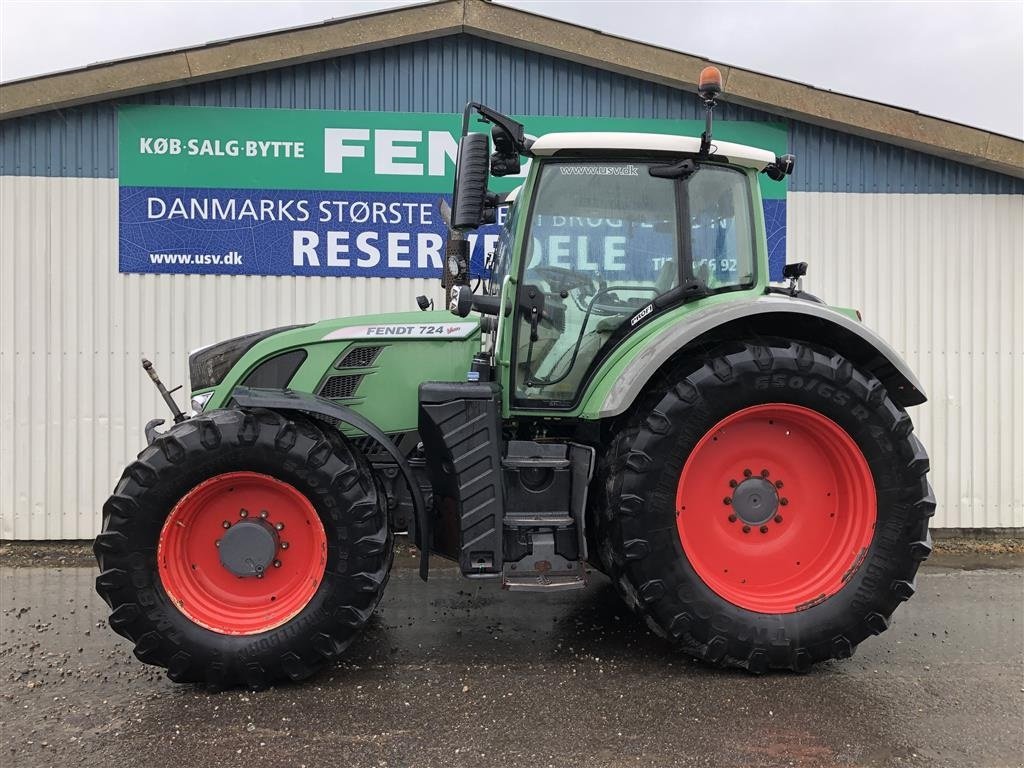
xmin=190 ymin=391 xmax=214 ymax=413
xmin=188 ymin=325 xmax=306 ymax=391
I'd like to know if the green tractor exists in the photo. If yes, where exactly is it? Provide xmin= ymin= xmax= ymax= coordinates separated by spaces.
xmin=95 ymin=68 xmax=934 ymax=686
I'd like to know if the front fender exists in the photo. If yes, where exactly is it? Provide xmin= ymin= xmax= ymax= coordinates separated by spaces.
xmin=591 ymin=296 xmax=926 ymax=419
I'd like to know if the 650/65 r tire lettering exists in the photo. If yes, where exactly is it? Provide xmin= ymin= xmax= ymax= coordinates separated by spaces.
xmin=755 ymin=372 xmax=851 ymax=406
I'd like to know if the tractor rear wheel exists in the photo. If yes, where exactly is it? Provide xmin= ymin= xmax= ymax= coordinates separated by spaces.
xmin=599 ymin=339 xmax=934 ymax=672
xmin=94 ymin=408 xmax=391 ymax=687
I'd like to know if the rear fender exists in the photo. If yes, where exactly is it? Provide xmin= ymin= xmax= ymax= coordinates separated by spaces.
xmin=229 ymin=386 xmax=431 ymax=580
xmin=593 ymin=296 xmax=926 ymax=419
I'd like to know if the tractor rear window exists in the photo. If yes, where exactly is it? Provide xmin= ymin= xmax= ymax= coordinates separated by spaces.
xmin=513 ymin=160 xmax=755 ymax=406
xmin=687 ymin=165 xmax=756 ymax=289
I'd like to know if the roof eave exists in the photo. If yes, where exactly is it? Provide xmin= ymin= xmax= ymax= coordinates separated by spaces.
xmin=0 ymin=0 xmax=464 ymax=119
xmin=1 ymin=0 xmax=1021 ymax=179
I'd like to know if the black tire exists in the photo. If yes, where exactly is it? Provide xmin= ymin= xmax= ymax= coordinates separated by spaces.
xmin=93 ymin=408 xmax=392 ymax=687
xmin=597 ymin=338 xmax=934 ymax=672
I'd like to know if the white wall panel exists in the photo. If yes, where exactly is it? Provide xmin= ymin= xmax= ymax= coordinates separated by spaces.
xmin=789 ymin=191 xmax=1024 ymax=529
xmin=0 ymin=176 xmax=437 ymax=539
xmin=2 ymin=178 xmax=1022 ymax=537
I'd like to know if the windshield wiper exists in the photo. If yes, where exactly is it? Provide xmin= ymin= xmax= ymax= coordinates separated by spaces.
xmin=649 ymin=158 xmax=699 ymax=179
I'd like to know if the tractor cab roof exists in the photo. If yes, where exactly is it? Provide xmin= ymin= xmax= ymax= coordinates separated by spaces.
xmin=529 ymin=132 xmax=777 ymax=171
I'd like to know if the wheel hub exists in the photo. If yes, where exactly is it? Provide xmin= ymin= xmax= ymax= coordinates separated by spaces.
xmin=731 ymin=477 xmax=779 ymax=526
xmin=218 ymin=517 xmax=279 ymax=577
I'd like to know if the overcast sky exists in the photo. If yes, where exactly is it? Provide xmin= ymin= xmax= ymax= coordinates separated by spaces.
xmin=1 ymin=1 xmax=1021 ymax=138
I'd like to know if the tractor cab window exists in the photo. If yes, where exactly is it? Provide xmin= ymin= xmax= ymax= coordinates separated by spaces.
xmin=513 ymin=160 xmax=754 ymax=407
xmin=687 ymin=166 xmax=756 ymax=289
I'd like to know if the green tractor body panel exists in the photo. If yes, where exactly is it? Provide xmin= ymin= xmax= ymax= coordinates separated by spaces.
xmin=198 ymin=310 xmax=480 ymax=434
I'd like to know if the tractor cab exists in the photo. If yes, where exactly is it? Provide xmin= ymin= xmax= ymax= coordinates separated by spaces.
xmin=447 ymin=72 xmax=794 ymax=411
xmin=499 ymin=135 xmax=769 ymax=407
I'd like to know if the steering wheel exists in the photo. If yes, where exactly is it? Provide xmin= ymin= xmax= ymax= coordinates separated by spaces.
xmin=531 ymin=266 xmax=601 ymax=297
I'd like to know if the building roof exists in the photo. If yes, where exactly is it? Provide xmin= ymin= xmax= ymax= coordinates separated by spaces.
xmin=1 ymin=0 xmax=1021 ymax=178
xmin=530 ymin=133 xmax=777 ymax=171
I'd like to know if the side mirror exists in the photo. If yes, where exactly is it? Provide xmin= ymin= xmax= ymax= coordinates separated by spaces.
xmin=451 ymin=133 xmax=491 ymax=230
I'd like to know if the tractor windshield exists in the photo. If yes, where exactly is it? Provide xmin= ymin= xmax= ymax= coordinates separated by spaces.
xmin=513 ymin=159 xmax=755 ymax=406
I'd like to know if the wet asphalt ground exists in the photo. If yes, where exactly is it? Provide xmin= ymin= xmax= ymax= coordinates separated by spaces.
xmin=1 ymin=546 xmax=1022 ymax=768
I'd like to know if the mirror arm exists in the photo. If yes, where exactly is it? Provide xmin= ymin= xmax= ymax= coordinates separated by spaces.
xmin=461 ymin=101 xmax=532 ymax=156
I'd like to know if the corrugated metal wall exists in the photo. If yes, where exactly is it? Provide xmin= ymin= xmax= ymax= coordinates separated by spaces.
xmin=790 ymin=192 xmax=1024 ymax=529
xmin=3 ymin=178 xmax=1022 ymax=537
xmin=0 ymin=176 xmax=436 ymax=539
xmin=2 ymin=33 xmax=1023 ymax=537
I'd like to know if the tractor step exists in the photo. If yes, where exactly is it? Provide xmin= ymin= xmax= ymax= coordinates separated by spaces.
xmin=504 ymin=514 xmax=574 ymax=528
xmin=502 ymin=530 xmax=587 ymax=591
xmin=499 ymin=441 xmax=594 ymax=591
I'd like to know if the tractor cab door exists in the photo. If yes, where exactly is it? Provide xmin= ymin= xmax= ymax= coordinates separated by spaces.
xmin=510 ymin=158 xmax=756 ymax=409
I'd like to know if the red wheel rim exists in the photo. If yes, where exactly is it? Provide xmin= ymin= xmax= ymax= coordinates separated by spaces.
xmin=158 ymin=471 xmax=327 ymax=635
xmin=675 ymin=404 xmax=876 ymax=614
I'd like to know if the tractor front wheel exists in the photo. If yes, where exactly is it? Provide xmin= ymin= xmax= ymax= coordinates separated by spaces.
xmin=94 ymin=408 xmax=391 ymax=687
xmin=600 ymin=339 xmax=934 ymax=671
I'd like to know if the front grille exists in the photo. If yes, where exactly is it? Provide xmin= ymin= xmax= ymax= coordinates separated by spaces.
xmin=337 ymin=346 xmax=382 ymax=368
xmin=319 ymin=374 xmax=364 ymax=399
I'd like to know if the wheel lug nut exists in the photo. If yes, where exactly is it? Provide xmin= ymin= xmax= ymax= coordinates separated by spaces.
xmin=280 ymin=541 xmax=289 ymax=550
xmin=259 ymin=510 xmax=269 ymax=519
xmin=775 ymin=480 xmax=784 ymax=489
xmin=759 ymin=525 xmax=769 ymax=534
xmin=728 ymin=479 xmax=738 ymax=488
xmin=780 ymin=498 xmax=789 ymax=506
xmin=743 ymin=468 xmax=752 ymax=478
xmin=215 ymin=539 xmax=221 ymax=547
xmin=239 ymin=508 xmax=249 ymax=518
xmin=274 ymin=522 xmax=284 ymax=531
xmin=774 ymin=515 xmax=783 ymax=524
xmin=273 ymin=560 xmax=281 ymax=568
xmin=728 ymin=514 xmax=737 ymax=523
xmin=723 ymin=497 xmax=732 ymax=505
xmin=742 ymin=525 xmax=751 ymax=534
xmin=760 ymin=469 xmax=770 ymax=478
xmin=222 ymin=521 xmax=231 ymax=529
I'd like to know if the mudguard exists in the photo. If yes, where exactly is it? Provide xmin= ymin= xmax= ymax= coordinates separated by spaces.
xmin=229 ymin=386 xmax=431 ymax=580
xmin=596 ymin=295 xmax=927 ymax=418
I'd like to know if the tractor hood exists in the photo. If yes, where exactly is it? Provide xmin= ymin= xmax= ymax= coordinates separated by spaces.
xmin=191 ymin=310 xmax=482 ymax=434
